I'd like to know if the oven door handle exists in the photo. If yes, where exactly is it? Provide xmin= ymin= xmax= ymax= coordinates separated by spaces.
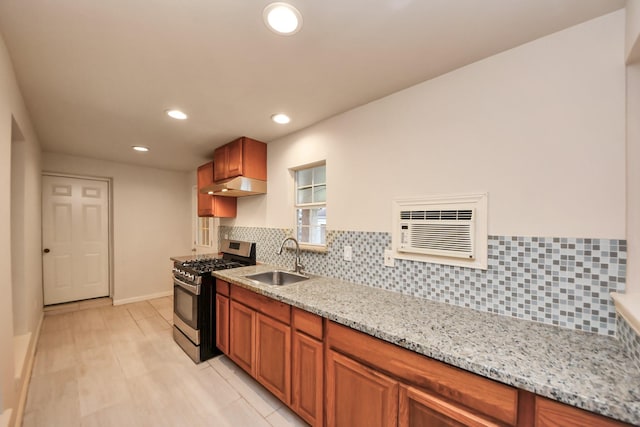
xmin=173 ymin=276 xmax=201 ymax=295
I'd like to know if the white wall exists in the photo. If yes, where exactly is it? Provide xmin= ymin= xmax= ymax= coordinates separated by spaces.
xmin=627 ymin=0 xmax=640 ymax=62
xmin=627 ymin=60 xmax=640 ymax=296
xmin=230 ymin=11 xmax=626 ymax=240
xmin=0 ymin=32 xmax=42 ymax=419
xmin=42 ymin=153 xmax=193 ymax=303
xmin=10 ymin=121 xmax=42 ymax=337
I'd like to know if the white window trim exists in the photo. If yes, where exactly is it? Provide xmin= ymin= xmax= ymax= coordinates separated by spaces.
xmin=292 ymin=161 xmax=327 ymax=250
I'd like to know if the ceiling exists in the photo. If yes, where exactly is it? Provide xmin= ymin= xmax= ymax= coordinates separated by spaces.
xmin=0 ymin=0 xmax=625 ymax=171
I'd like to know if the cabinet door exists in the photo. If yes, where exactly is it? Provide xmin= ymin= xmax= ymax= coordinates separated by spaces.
xmin=215 ymin=294 xmax=230 ymax=355
xmin=226 ymin=137 xmax=244 ymax=178
xmin=399 ymin=385 xmax=502 ymax=427
xmin=326 ymin=350 xmax=398 ymax=427
xmin=197 ymin=162 xmax=214 ymax=216
xmin=211 ymin=196 xmax=237 ymax=218
xmin=292 ymin=331 xmax=323 ymax=426
xmin=213 ymin=146 xmax=227 ymax=182
xmin=255 ymin=313 xmax=291 ymax=404
xmin=229 ymin=300 xmax=255 ymax=375
xmin=197 ymin=161 xmax=237 ymax=217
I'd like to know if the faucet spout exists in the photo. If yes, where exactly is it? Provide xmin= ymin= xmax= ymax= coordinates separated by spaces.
xmin=277 ymin=237 xmax=304 ymax=274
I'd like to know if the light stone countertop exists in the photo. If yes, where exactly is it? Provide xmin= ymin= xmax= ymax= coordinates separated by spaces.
xmin=212 ymin=264 xmax=640 ymax=425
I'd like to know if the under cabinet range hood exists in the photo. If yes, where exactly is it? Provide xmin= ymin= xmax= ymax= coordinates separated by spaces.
xmin=200 ymin=176 xmax=267 ymax=197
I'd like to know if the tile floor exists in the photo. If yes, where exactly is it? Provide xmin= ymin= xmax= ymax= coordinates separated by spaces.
xmin=23 ymin=297 xmax=308 ymax=427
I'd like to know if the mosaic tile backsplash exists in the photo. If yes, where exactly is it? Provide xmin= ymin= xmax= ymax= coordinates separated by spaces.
xmin=220 ymin=226 xmax=626 ymax=336
xmin=617 ymin=315 xmax=640 ymax=371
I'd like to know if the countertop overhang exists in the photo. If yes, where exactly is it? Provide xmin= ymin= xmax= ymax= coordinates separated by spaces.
xmin=212 ymin=263 xmax=640 ymax=425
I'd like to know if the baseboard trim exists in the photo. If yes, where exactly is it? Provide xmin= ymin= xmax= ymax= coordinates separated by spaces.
xmin=113 ymin=290 xmax=172 ymax=306
xmin=12 ymin=311 xmax=44 ymax=427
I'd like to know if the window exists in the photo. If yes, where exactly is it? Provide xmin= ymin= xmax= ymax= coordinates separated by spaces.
xmin=295 ymin=163 xmax=326 ymax=246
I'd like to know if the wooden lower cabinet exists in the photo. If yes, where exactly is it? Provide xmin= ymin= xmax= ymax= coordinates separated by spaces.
xmin=292 ymin=330 xmax=323 ymax=426
xmin=399 ymin=385 xmax=503 ymax=427
xmin=218 ymin=284 xmax=632 ymax=427
xmin=215 ymin=293 xmax=229 ymax=355
xmin=534 ymin=397 xmax=629 ymax=427
xmin=229 ymin=300 xmax=255 ymax=375
xmin=326 ymin=349 xmax=399 ymax=427
xmin=225 ymin=283 xmax=293 ymax=406
xmin=255 ymin=313 xmax=291 ymax=404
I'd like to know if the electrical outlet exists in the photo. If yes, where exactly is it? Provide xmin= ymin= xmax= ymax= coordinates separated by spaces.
xmin=343 ymin=245 xmax=353 ymax=262
xmin=384 ymin=249 xmax=395 ymax=267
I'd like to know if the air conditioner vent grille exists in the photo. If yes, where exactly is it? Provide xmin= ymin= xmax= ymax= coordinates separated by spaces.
xmin=399 ymin=209 xmax=474 ymax=259
xmin=393 ymin=193 xmax=487 ymax=269
xmin=400 ymin=209 xmax=473 ymax=221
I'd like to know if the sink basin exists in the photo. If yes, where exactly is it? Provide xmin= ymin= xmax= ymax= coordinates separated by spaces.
xmin=244 ymin=270 xmax=309 ymax=286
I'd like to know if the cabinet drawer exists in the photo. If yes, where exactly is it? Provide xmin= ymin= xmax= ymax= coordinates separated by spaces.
xmin=535 ymin=397 xmax=630 ymax=427
xmin=231 ymin=284 xmax=290 ymax=324
xmin=216 ymin=279 xmax=230 ymax=296
xmin=292 ymin=307 xmax=323 ymax=339
xmin=326 ymin=321 xmax=518 ymax=426
xmin=400 ymin=385 xmax=503 ymax=427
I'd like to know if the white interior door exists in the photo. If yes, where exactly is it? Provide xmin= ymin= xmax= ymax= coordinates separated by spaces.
xmin=42 ymin=175 xmax=110 ymax=305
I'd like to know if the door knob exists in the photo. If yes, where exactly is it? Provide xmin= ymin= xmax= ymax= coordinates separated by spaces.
xmin=43 ymin=248 xmax=50 ymax=253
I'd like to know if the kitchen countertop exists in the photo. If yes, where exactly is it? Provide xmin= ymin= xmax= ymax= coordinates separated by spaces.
xmin=212 ymin=263 xmax=640 ymax=425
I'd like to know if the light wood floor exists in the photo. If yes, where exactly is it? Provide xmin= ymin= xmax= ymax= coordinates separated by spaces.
xmin=24 ymin=297 xmax=308 ymax=427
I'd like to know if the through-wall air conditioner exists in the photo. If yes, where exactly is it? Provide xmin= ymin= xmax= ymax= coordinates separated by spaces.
xmin=399 ymin=209 xmax=474 ymax=259
xmin=392 ymin=193 xmax=488 ymax=270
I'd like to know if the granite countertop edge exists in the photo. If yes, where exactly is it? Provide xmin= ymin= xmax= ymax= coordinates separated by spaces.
xmin=211 ymin=264 xmax=640 ymax=425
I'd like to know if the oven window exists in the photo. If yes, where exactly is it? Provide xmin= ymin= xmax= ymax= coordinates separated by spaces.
xmin=174 ymin=285 xmax=198 ymax=328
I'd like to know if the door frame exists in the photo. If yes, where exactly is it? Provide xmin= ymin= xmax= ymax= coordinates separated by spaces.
xmin=41 ymin=172 xmax=114 ymax=300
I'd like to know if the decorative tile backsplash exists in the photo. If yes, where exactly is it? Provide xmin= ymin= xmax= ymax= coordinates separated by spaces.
xmin=220 ymin=226 xmax=626 ymax=336
xmin=617 ymin=315 xmax=640 ymax=371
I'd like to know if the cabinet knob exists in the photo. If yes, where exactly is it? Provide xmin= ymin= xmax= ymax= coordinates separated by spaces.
xmin=43 ymin=248 xmax=50 ymax=253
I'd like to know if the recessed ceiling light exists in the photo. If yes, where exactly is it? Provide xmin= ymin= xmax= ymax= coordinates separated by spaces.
xmin=132 ymin=146 xmax=150 ymax=152
xmin=272 ymin=113 xmax=291 ymax=124
xmin=263 ymin=3 xmax=302 ymax=35
xmin=166 ymin=109 xmax=188 ymax=120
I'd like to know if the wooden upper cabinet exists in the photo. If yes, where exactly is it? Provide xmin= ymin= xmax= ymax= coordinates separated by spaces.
xmin=226 ymin=137 xmax=243 ymax=177
xmin=213 ymin=137 xmax=267 ymax=182
xmin=196 ymin=161 xmax=237 ymax=217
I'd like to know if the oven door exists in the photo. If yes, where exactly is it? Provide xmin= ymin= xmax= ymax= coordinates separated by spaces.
xmin=173 ymin=276 xmax=200 ymax=343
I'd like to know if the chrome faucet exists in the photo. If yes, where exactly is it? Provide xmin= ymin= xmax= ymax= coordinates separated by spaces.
xmin=277 ymin=237 xmax=305 ymax=274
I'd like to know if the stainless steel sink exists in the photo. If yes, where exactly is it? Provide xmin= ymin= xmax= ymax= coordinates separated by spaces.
xmin=244 ymin=270 xmax=309 ymax=286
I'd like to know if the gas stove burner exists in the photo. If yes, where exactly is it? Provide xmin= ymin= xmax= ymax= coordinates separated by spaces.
xmin=176 ymin=257 xmax=250 ymax=275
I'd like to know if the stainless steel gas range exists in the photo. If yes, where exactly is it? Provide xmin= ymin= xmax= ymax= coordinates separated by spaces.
xmin=171 ymin=239 xmax=256 ymax=363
